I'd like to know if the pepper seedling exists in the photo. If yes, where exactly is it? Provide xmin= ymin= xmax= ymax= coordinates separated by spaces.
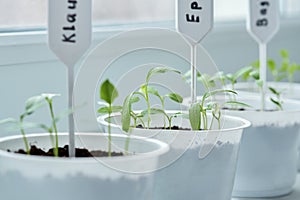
xmin=98 ymin=79 xmax=122 ymax=157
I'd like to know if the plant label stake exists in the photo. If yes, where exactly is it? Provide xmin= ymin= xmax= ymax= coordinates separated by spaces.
xmin=177 ymin=0 xmax=214 ymax=160
xmin=48 ymin=0 xmax=92 ymax=157
xmin=247 ymin=0 xmax=280 ymax=110
xmin=176 ymin=0 xmax=213 ymax=104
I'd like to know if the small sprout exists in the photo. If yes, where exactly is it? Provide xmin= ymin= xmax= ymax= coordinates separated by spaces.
xmin=139 ymin=67 xmax=181 ymax=128
xmin=189 ymin=103 xmax=201 ymax=131
xmin=99 ymin=79 xmax=121 ymax=157
xmin=189 ymin=89 xmax=238 ymax=131
xmin=224 ymin=66 xmax=253 ymax=90
xmin=268 ymin=86 xmax=283 ymax=111
xmin=0 ymin=93 xmax=70 ymax=156
xmin=197 ymin=73 xmax=216 ymax=90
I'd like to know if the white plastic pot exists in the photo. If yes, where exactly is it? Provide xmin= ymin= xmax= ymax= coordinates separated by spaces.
xmin=218 ymin=96 xmax=300 ymax=198
xmin=231 ymin=81 xmax=300 ymax=171
xmin=0 ymin=133 xmax=169 ymax=200
xmin=98 ymin=111 xmax=250 ymax=200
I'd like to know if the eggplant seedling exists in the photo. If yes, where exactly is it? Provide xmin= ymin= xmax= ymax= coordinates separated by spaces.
xmin=122 ymin=67 xmax=182 ymax=132
xmin=189 ymin=89 xmax=239 ymax=130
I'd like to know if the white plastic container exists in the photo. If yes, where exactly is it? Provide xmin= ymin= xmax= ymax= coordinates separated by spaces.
xmin=231 ymin=82 xmax=300 ymax=171
xmin=0 ymin=133 xmax=169 ymax=200
xmin=98 ymin=111 xmax=250 ymax=200
xmin=220 ymin=96 xmax=300 ymax=198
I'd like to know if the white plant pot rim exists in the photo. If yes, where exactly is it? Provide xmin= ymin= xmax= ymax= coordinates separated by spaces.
xmin=98 ymin=110 xmax=251 ymax=133
xmin=230 ymin=81 xmax=300 ymax=89
xmin=182 ymin=95 xmax=300 ymax=127
xmin=0 ymin=133 xmax=169 ymax=163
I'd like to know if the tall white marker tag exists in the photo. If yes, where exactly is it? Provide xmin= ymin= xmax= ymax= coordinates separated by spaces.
xmin=48 ymin=0 xmax=92 ymax=157
xmin=247 ymin=0 xmax=280 ymax=110
xmin=48 ymin=0 xmax=92 ymax=66
xmin=176 ymin=0 xmax=213 ymax=103
xmin=248 ymin=0 xmax=280 ymax=44
xmin=176 ymin=0 xmax=214 ymax=160
xmin=176 ymin=0 xmax=213 ymax=43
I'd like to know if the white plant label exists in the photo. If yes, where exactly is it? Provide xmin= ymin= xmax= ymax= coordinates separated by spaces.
xmin=247 ymin=0 xmax=280 ymax=44
xmin=48 ymin=0 xmax=92 ymax=157
xmin=247 ymin=0 xmax=280 ymax=110
xmin=48 ymin=0 xmax=92 ymax=67
xmin=176 ymin=0 xmax=214 ymax=103
xmin=176 ymin=0 xmax=213 ymax=43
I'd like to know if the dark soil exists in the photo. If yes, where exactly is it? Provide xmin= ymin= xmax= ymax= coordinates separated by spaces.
xmin=136 ymin=124 xmax=191 ymax=131
xmin=222 ymin=107 xmax=277 ymax=112
xmin=9 ymin=145 xmax=123 ymax=157
xmin=222 ymin=107 xmax=246 ymax=111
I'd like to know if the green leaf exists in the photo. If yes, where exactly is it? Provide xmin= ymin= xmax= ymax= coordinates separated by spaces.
xmin=146 ymin=67 xmax=181 ymax=84
xmin=212 ymin=71 xmax=226 ymax=83
xmin=148 ymin=108 xmax=168 ymax=117
xmin=251 ymin=60 xmax=260 ymax=69
xmin=147 ymin=86 xmax=162 ymax=100
xmin=130 ymin=96 xmax=140 ymax=104
xmin=280 ymin=61 xmax=289 ymax=72
xmin=233 ymin=66 xmax=253 ymax=81
xmin=267 ymin=59 xmax=276 ymax=72
xmin=256 ymin=80 xmax=264 ymax=88
xmin=189 ymin=103 xmax=201 ymax=130
xmin=225 ymin=73 xmax=235 ymax=84
xmin=268 ymin=87 xmax=280 ymax=96
xmin=166 ymin=93 xmax=183 ymax=103
xmin=202 ymin=89 xmax=237 ymax=104
xmin=223 ymin=101 xmax=252 ymax=108
xmin=250 ymin=70 xmax=260 ymax=80
xmin=97 ymin=106 xmax=110 ymax=114
xmin=97 ymin=106 xmax=122 ymax=115
xmin=270 ymin=98 xmax=283 ymax=110
xmin=280 ymin=49 xmax=289 ymax=59
xmin=25 ymin=95 xmax=46 ymax=115
xmin=122 ymin=94 xmax=133 ymax=132
xmin=288 ymin=63 xmax=298 ymax=75
xmin=100 ymin=79 xmax=118 ymax=105
xmin=41 ymin=93 xmax=60 ymax=101
xmin=0 ymin=118 xmax=17 ymax=125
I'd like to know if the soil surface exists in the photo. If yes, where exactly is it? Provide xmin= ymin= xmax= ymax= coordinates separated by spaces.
xmin=9 ymin=145 xmax=123 ymax=157
xmin=136 ymin=124 xmax=191 ymax=131
xmin=222 ymin=107 xmax=277 ymax=112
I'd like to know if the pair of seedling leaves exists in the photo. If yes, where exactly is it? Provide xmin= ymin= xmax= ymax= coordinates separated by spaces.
xmin=98 ymin=67 xmax=244 ymax=133
xmin=0 ymin=94 xmax=71 ymax=156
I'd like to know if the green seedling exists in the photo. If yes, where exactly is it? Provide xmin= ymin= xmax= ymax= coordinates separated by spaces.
xmin=0 ymin=94 xmax=48 ymax=154
xmin=268 ymin=86 xmax=283 ymax=111
xmin=189 ymin=89 xmax=238 ymax=130
xmin=122 ymin=67 xmax=181 ymax=132
xmin=280 ymin=49 xmax=300 ymax=83
xmin=98 ymin=79 xmax=122 ymax=157
xmin=142 ymin=67 xmax=181 ymax=127
xmin=184 ymin=70 xmax=216 ymax=90
xmin=224 ymin=66 xmax=253 ymax=90
xmin=251 ymin=49 xmax=300 ymax=83
xmin=0 ymin=93 xmax=70 ymax=157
